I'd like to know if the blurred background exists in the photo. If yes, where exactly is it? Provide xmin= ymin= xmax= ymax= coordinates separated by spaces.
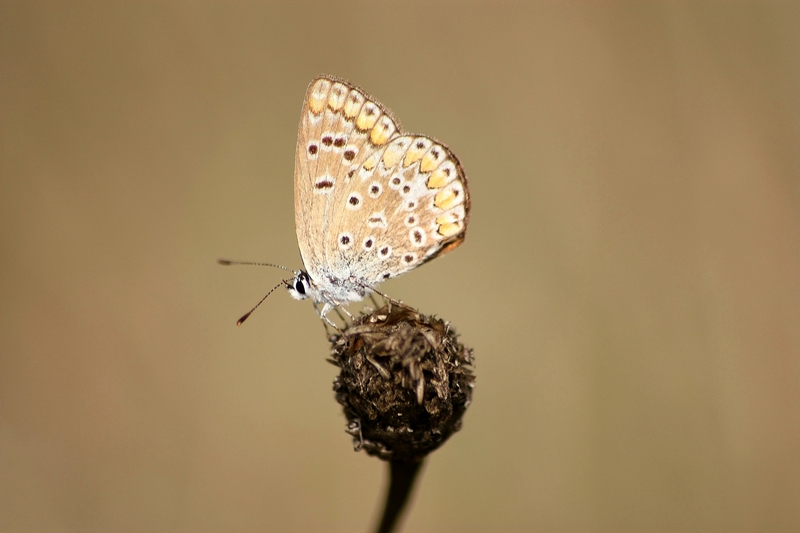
xmin=2 ymin=2 xmax=799 ymax=531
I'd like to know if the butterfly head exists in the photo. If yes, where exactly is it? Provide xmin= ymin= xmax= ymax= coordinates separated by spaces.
xmin=287 ymin=270 xmax=314 ymax=301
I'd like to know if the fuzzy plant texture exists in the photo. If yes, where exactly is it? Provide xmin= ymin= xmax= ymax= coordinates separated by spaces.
xmin=329 ymin=304 xmax=475 ymax=463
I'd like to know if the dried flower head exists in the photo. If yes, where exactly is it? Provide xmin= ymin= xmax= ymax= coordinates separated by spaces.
xmin=330 ymin=303 xmax=475 ymax=463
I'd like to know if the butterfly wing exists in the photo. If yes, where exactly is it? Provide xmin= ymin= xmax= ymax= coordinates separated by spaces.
xmin=294 ymin=75 xmax=470 ymax=294
xmin=295 ymin=76 xmax=387 ymax=284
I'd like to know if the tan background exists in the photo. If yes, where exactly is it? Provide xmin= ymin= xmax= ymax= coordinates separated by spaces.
xmin=2 ymin=2 xmax=799 ymax=531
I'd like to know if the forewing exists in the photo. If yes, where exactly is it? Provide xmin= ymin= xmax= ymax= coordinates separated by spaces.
xmin=295 ymin=76 xmax=396 ymax=280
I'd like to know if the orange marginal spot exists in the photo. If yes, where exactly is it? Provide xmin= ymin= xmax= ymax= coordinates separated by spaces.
xmin=420 ymin=146 xmax=444 ymax=173
xmin=328 ymin=83 xmax=348 ymax=112
xmin=370 ymin=117 xmax=396 ymax=146
xmin=356 ymin=103 xmax=380 ymax=131
xmin=437 ymin=237 xmax=465 ymax=255
xmin=403 ymin=140 xmax=427 ymax=167
xmin=427 ymin=166 xmax=452 ymax=189
xmin=434 ymin=188 xmax=459 ymax=210
xmin=436 ymin=211 xmax=458 ymax=225
xmin=437 ymin=221 xmax=462 ymax=237
xmin=363 ymin=154 xmax=378 ymax=171
xmin=382 ymin=144 xmax=405 ymax=168
xmin=344 ymin=91 xmax=364 ymax=118
xmin=309 ymin=80 xmax=330 ymax=114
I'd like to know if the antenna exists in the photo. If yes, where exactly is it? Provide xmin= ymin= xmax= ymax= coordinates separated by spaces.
xmin=217 ymin=259 xmax=296 ymax=326
xmin=234 ymin=278 xmax=292 ymax=326
xmin=217 ymin=259 xmax=295 ymax=273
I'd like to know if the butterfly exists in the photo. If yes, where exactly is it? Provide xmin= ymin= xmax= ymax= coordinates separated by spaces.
xmin=223 ymin=75 xmax=470 ymax=326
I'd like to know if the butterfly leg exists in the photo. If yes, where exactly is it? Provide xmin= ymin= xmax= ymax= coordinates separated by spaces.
xmin=369 ymin=287 xmax=410 ymax=311
xmin=328 ymin=305 xmax=356 ymax=330
xmin=338 ymin=306 xmax=354 ymax=320
xmin=368 ymin=292 xmax=380 ymax=308
xmin=312 ymin=301 xmax=334 ymax=335
xmin=315 ymin=301 xmax=344 ymax=330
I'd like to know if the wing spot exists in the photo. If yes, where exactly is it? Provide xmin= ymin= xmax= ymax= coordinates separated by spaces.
xmin=404 ymin=254 xmax=416 ymax=264
xmin=308 ymin=144 xmax=318 ymax=155
xmin=344 ymin=149 xmax=356 ymax=161
xmin=322 ymin=136 xmax=333 ymax=146
xmin=344 ymin=90 xmax=365 ymax=119
xmin=410 ymin=228 xmax=427 ymax=247
xmin=379 ymin=246 xmax=391 ymax=257
xmin=433 ymin=184 xmax=463 ymax=210
xmin=402 ymin=185 xmax=411 ymax=194
xmin=346 ymin=192 xmax=363 ymax=210
xmin=356 ymin=103 xmax=381 ymax=130
xmin=420 ymin=144 xmax=445 ymax=172
xmin=368 ymin=182 xmax=383 ymax=198
xmin=334 ymin=137 xmax=346 ymax=148
xmin=437 ymin=222 xmax=462 ymax=237
xmin=427 ymin=163 xmax=456 ymax=189
xmin=362 ymin=155 xmax=378 ymax=172
xmin=367 ymin=212 xmax=387 ymax=228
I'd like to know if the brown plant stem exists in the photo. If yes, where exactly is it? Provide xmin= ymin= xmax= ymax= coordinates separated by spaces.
xmin=374 ymin=460 xmax=424 ymax=533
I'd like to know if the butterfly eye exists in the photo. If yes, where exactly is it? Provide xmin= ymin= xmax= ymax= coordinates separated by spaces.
xmin=294 ymin=275 xmax=307 ymax=295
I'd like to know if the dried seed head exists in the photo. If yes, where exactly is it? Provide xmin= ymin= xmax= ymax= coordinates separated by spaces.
xmin=330 ymin=304 xmax=475 ymax=462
